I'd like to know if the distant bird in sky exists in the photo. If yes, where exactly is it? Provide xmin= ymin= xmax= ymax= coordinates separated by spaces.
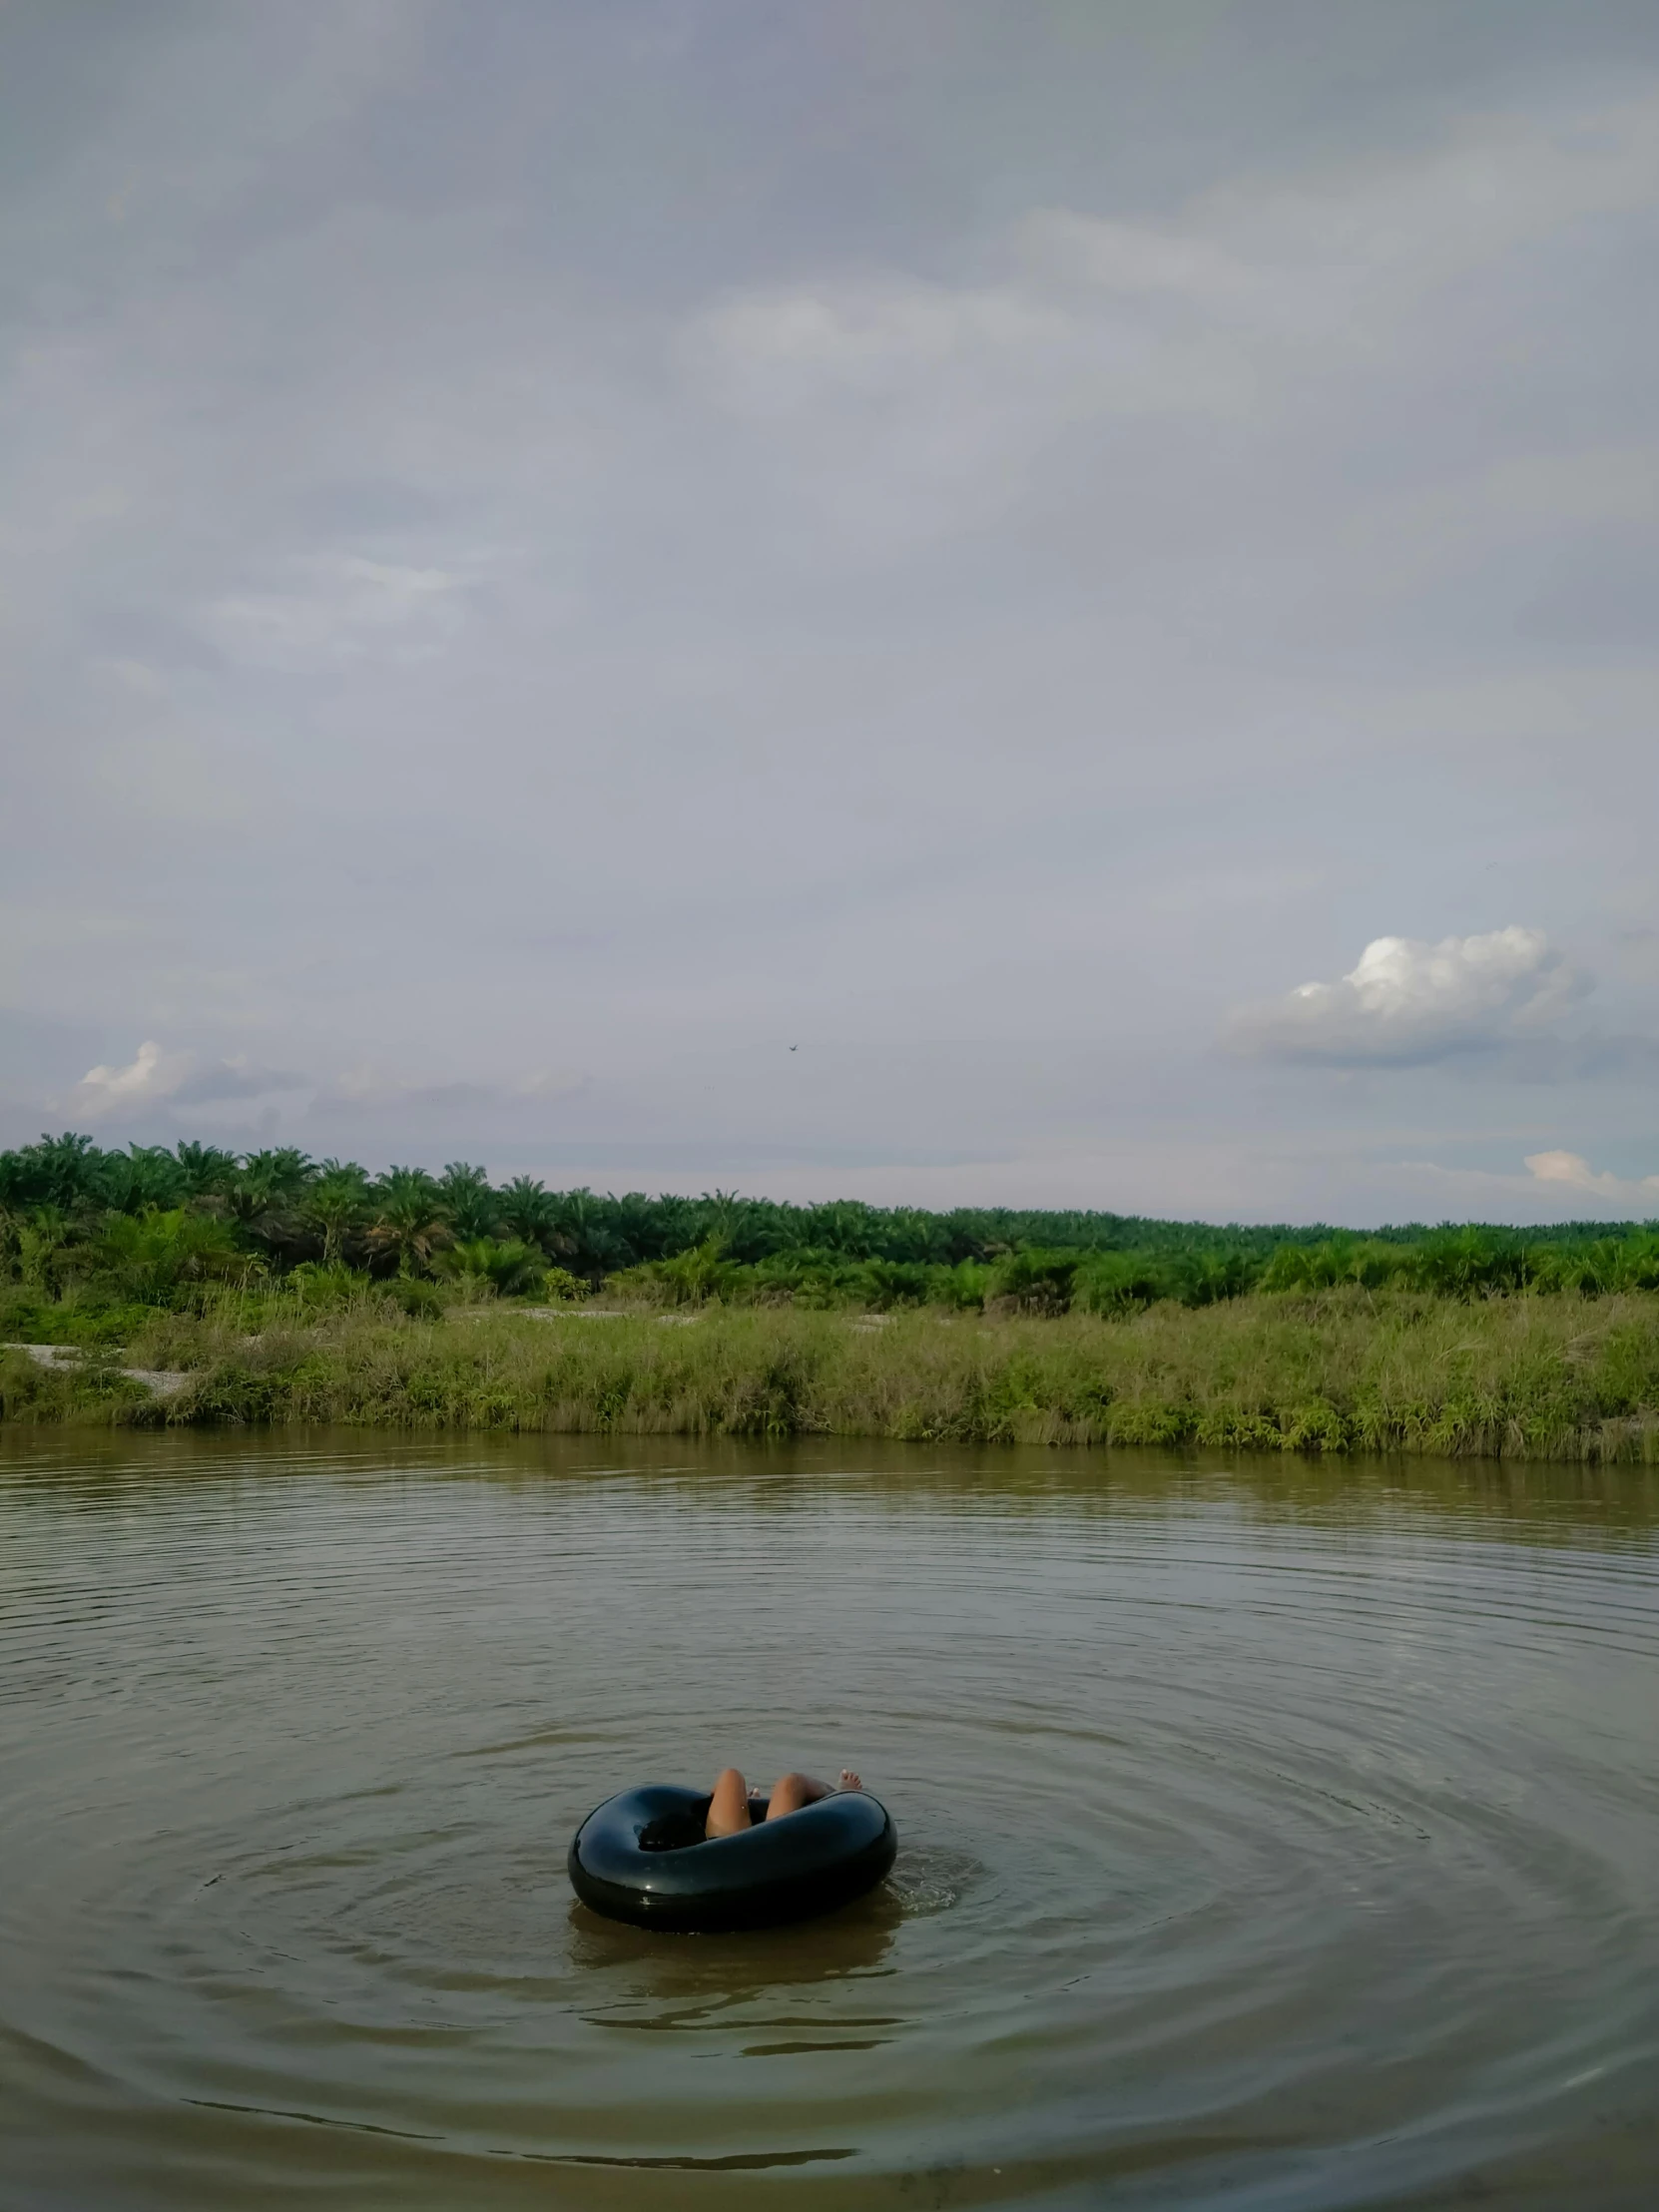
xmin=789 ymin=1044 xmax=799 ymax=1052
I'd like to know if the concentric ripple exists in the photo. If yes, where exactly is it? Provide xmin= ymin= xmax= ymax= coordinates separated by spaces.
xmin=1 ymin=1433 xmax=1657 ymax=2209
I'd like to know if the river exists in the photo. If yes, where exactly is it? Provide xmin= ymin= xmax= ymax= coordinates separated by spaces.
xmin=2 ymin=1433 xmax=1656 ymax=2208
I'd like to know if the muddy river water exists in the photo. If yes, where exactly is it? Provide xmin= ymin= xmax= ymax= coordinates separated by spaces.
xmin=1 ymin=1433 xmax=1656 ymax=2208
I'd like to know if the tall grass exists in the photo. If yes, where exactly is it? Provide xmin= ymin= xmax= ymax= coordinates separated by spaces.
xmin=7 ymin=1289 xmax=1659 ymax=1460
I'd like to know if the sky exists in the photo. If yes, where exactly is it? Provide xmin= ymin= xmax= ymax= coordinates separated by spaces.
xmin=4 ymin=0 xmax=1659 ymax=1224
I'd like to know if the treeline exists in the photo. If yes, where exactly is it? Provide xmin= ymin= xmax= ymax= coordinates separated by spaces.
xmin=4 ymin=1130 xmax=1659 ymax=1317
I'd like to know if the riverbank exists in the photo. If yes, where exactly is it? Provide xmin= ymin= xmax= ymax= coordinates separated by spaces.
xmin=7 ymin=1290 xmax=1659 ymax=1458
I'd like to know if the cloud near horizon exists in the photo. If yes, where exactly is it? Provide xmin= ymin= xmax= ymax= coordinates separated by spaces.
xmin=1226 ymin=928 xmax=1592 ymax=1068
xmin=1524 ymin=1150 xmax=1659 ymax=1203
xmin=71 ymin=1041 xmax=310 ymax=1120
xmin=67 ymin=1042 xmax=587 ymax=1135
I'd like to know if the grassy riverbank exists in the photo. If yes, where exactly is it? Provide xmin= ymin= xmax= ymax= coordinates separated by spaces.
xmin=8 ymin=1289 xmax=1659 ymax=1459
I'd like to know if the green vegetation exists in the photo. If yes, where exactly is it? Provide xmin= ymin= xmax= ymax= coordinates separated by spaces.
xmin=5 ymin=1289 xmax=1659 ymax=1461
xmin=6 ymin=1128 xmax=1659 ymax=1305
xmin=5 ymin=1130 xmax=1659 ymax=1455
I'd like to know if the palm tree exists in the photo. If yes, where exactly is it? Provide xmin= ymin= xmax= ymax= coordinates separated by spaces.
xmin=609 ymin=1189 xmax=674 ymax=1262
xmin=220 ymin=1148 xmax=318 ymax=1249
xmin=498 ymin=1175 xmax=558 ymax=1251
xmin=438 ymin=1162 xmax=500 ymax=1241
xmin=0 ymin=1131 xmax=102 ymax=1213
xmin=367 ymin=1167 xmax=448 ymax=1277
xmin=174 ymin=1141 xmax=240 ymax=1198
xmin=684 ymin=1188 xmax=772 ymax=1259
xmin=100 ymin=1144 xmax=186 ymax=1216
xmin=243 ymin=1149 xmax=318 ymax=1204
xmin=546 ymin=1188 xmax=629 ymax=1280
xmin=802 ymin=1199 xmax=882 ymax=1257
xmin=306 ymin=1160 xmax=372 ymax=1265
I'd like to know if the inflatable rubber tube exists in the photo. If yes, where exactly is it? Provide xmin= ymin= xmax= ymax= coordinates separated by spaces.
xmin=568 ymin=1784 xmax=897 ymax=1932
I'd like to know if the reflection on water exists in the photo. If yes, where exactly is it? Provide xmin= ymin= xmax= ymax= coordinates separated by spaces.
xmin=1 ymin=1431 xmax=1656 ymax=2208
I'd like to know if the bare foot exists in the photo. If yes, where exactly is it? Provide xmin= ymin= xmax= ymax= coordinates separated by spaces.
xmin=838 ymin=1768 xmax=862 ymax=1792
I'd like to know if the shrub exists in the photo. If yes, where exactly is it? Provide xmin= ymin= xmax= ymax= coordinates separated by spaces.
xmin=850 ymin=1259 xmax=933 ymax=1312
xmin=95 ymin=1208 xmax=249 ymax=1304
xmin=285 ymin=1262 xmax=375 ymax=1310
xmin=987 ymin=1248 xmax=1081 ymax=1316
xmin=435 ymin=1237 xmax=547 ymax=1299
xmin=746 ymin=1249 xmax=862 ymax=1308
xmin=608 ymin=1236 xmax=744 ymax=1307
xmin=927 ymin=1259 xmax=992 ymax=1312
xmin=1072 ymin=1252 xmax=1171 ymax=1316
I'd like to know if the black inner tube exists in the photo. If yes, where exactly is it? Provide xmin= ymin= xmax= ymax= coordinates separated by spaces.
xmin=568 ymin=1784 xmax=897 ymax=1932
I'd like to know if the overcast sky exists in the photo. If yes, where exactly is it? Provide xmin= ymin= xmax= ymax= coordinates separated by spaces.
xmin=5 ymin=1 xmax=1659 ymax=1222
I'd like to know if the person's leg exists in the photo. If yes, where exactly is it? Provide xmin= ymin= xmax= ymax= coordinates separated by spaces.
xmin=764 ymin=1771 xmax=860 ymax=1820
xmin=706 ymin=1767 xmax=751 ymax=1839
xmin=765 ymin=1771 xmax=830 ymax=1820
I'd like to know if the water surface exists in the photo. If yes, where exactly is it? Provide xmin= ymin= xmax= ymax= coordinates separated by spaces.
xmin=2 ymin=1434 xmax=1656 ymax=2208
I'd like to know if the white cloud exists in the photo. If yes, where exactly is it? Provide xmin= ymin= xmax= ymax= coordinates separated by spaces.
xmin=1227 ymin=926 xmax=1589 ymax=1065
xmin=57 ymin=1044 xmax=577 ymax=1141
xmin=70 ymin=1041 xmax=307 ymax=1121
xmin=72 ymin=1040 xmax=191 ymax=1118
xmin=1397 ymin=1149 xmax=1659 ymax=1219
xmin=1524 ymin=1149 xmax=1659 ymax=1201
